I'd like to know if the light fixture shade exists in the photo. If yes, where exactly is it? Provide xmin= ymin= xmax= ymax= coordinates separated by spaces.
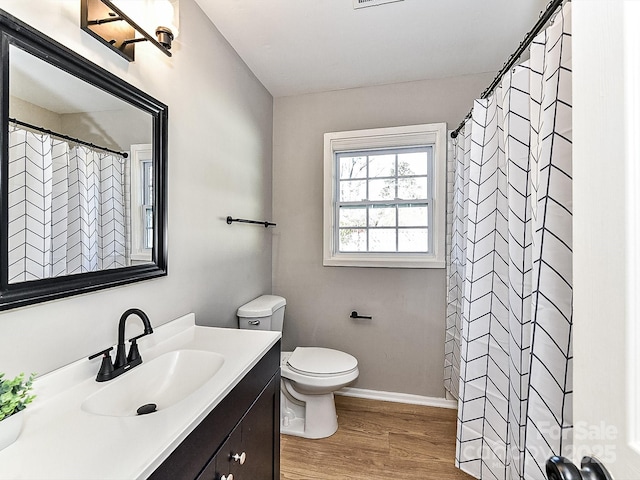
xmin=110 ymin=0 xmax=178 ymax=40
xmin=155 ymin=0 xmax=179 ymax=39
xmin=109 ymin=0 xmax=146 ymax=33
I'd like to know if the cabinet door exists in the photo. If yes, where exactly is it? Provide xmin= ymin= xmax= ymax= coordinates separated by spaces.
xmin=196 ymin=373 xmax=280 ymax=480
xmin=197 ymin=426 xmax=241 ymax=480
xmin=238 ymin=375 xmax=279 ymax=479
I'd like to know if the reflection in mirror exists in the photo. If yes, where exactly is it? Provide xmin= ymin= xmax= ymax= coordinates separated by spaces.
xmin=8 ymin=44 xmax=153 ymax=284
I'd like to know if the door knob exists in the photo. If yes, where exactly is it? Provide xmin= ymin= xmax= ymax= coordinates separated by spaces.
xmin=232 ymin=452 xmax=246 ymax=465
xmin=546 ymin=456 xmax=613 ymax=480
xmin=221 ymin=475 xmax=233 ymax=480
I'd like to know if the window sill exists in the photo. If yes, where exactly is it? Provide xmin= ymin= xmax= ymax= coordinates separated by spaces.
xmin=130 ymin=253 xmax=152 ymax=262
xmin=323 ymin=253 xmax=445 ymax=269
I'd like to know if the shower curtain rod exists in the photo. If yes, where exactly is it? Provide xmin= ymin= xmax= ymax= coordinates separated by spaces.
xmin=450 ymin=0 xmax=566 ymax=139
xmin=9 ymin=117 xmax=129 ymax=158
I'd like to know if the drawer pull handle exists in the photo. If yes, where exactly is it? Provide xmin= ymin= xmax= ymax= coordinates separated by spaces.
xmin=248 ymin=320 xmax=261 ymax=326
xmin=232 ymin=452 xmax=246 ymax=465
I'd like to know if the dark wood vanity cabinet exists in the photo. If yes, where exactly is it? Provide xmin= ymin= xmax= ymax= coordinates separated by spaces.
xmin=198 ymin=375 xmax=278 ymax=480
xmin=149 ymin=341 xmax=280 ymax=480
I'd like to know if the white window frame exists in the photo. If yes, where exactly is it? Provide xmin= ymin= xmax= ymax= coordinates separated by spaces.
xmin=130 ymin=143 xmax=153 ymax=262
xmin=323 ymin=123 xmax=447 ymax=268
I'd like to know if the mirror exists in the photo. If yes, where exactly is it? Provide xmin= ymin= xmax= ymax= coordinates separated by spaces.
xmin=0 ymin=10 xmax=168 ymax=310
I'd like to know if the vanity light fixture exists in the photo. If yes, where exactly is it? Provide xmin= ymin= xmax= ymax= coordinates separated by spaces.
xmin=81 ymin=0 xmax=179 ymax=62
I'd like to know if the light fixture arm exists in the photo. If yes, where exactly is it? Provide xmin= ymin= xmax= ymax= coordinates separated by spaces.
xmin=121 ymin=38 xmax=150 ymax=47
xmin=87 ymin=15 xmax=124 ymax=26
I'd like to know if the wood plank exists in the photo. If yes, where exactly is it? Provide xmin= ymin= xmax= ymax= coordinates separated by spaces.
xmin=280 ymin=395 xmax=474 ymax=480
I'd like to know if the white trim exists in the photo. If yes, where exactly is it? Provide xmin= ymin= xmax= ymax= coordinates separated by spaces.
xmin=625 ymin=0 xmax=640 ymax=456
xmin=323 ymin=123 xmax=447 ymax=269
xmin=336 ymin=386 xmax=458 ymax=410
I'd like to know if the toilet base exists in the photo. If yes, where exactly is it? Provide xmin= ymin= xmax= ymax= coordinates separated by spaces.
xmin=280 ymin=380 xmax=339 ymax=439
xmin=280 ymin=417 xmax=307 ymax=437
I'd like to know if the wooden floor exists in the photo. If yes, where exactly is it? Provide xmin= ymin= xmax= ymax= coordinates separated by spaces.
xmin=280 ymin=395 xmax=475 ymax=480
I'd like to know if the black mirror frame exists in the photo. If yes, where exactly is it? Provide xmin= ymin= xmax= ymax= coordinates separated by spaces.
xmin=0 ymin=10 xmax=168 ymax=311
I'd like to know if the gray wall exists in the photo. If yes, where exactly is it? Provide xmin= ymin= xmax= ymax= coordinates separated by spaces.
xmin=9 ymin=96 xmax=62 ymax=132
xmin=0 ymin=0 xmax=273 ymax=378
xmin=272 ymin=74 xmax=493 ymax=398
xmin=61 ymin=108 xmax=152 ymax=152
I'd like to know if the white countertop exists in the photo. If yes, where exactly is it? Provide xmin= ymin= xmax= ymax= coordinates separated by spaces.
xmin=0 ymin=314 xmax=281 ymax=480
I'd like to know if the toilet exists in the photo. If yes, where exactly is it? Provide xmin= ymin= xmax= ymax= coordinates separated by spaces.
xmin=237 ymin=295 xmax=359 ymax=439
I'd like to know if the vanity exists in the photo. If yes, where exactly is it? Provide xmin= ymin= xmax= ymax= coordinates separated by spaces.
xmin=150 ymin=334 xmax=281 ymax=480
xmin=0 ymin=314 xmax=281 ymax=480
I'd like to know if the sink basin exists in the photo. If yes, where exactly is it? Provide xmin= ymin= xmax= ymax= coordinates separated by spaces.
xmin=81 ymin=349 xmax=225 ymax=417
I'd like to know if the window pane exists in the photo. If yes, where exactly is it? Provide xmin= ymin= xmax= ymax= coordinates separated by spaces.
xmin=368 ymin=154 xmax=395 ymax=178
xmin=339 ymin=229 xmax=367 ymax=252
xmin=398 ymin=151 xmax=429 ymax=176
xmin=143 ymin=160 xmax=153 ymax=206
xmin=368 ymin=178 xmax=395 ymax=201
xmin=339 ymin=180 xmax=366 ymax=202
xmin=397 ymin=176 xmax=428 ymax=200
xmin=398 ymin=204 xmax=428 ymax=227
xmin=144 ymin=207 xmax=153 ymax=249
xmin=369 ymin=229 xmax=396 ymax=252
xmin=398 ymin=228 xmax=429 ymax=252
xmin=339 ymin=206 xmax=366 ymax=227
xmin=369 ymin=205 xmax=395 ymax=227
xmin=339 ymin=156 xmax=367 ymax=180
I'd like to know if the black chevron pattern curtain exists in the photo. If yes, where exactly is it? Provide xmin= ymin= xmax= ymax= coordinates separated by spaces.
xmin=8 ymin=126 xmax=128 ymax=282
xmin=444 ymin=3 xmax=572 ymax=479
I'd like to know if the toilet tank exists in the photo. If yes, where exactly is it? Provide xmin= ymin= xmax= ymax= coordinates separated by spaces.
xmin=237 ymin=295 xmax=286 ymax=331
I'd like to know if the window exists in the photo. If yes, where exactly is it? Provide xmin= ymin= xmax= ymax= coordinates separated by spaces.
xmin=323 ymin=123 xmax=446 ymax=268
xmin=130 ymin=144 xmax=153 ymax=262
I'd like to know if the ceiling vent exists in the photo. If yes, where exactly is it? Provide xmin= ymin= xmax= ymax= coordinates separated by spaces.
xmin=353 ymin=0 xmax=404 ymax=9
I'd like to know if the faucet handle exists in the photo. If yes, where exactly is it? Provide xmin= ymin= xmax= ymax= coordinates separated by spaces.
xmin=88 ymin=347 xmax=113 ymax=360
xmin=89 ymin=347 xmax=115 ymax=382
xmin=127 ymin=338 xmax=142 ymax=363
xmin=126 ymin=331 xmax=150 ymax=364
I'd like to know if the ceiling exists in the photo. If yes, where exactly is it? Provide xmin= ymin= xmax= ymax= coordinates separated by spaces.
xmin=195 ymin=0 xmax=549 ymax=98
xmin=11 ymin=45 xmax=129 ymax=114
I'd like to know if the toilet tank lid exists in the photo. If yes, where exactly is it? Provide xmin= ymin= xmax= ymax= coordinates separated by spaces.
xmin=237 ymin=295 xmax=286 ymax=317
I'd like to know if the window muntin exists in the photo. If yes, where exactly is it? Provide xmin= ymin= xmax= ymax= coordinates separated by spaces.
xmin=335 ymin=147 xmax=432 ymax=254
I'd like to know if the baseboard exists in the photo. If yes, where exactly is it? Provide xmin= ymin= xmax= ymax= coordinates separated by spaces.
xmin=336 ymin=387 xmax=458 ymax=410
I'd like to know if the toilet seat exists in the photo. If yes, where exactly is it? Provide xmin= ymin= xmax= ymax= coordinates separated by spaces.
xmin=287 ymin=347 xmax=358 ymax=377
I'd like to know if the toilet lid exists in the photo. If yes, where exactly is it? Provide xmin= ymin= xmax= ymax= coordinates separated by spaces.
xmin=287 ymin=347 xmax=358 ymax=376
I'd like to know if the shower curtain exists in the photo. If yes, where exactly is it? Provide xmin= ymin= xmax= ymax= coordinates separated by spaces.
xmin=444 ymin=3 xmax=572 ymax=480
xmin=8 ymin=126 xmax=128 ymax=282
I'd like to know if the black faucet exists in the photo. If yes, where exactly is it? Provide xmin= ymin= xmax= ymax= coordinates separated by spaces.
xmin=88 ymin=308 xmax=154 ymax=382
